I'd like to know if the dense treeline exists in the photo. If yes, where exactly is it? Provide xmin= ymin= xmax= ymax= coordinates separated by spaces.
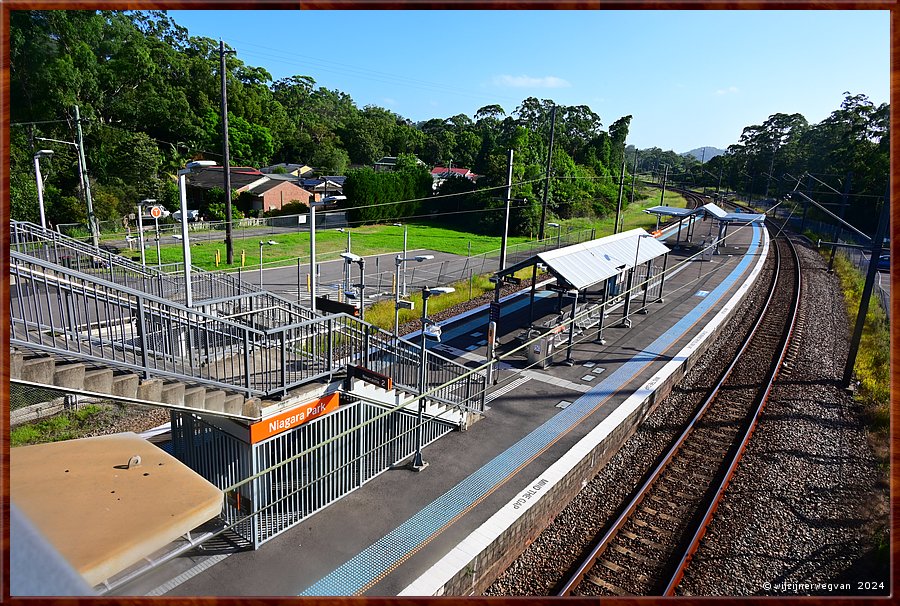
xmin=9 ymin=10 xmax=888 ymax=238
xmin=9 ymin=10 xmax=639 ymax=236
xmin=685 ymin=94 xmax=889 ymax=234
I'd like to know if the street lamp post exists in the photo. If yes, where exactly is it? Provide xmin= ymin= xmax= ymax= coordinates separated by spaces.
xmin=548 ymin=222 xmax=562 ymax=248
xmin=393 ymin=223 xmax=409 ymax=295
xmin=33 ymin=150 xmax=53 ymax=229
xmin=308 ymin=200 xmax=326 ymax=314
xmin=411 ymin=285 xmax=455 ymax=471
xmin=136 ymin=198 xmax=156 ymax=268
xmin=337 ymin=228 xmax=351 ymax=295
xmin=340 ymin=251 xmax=366 ymax=320
xmin=394 ymin=254 xmax=434 ymax=336
xmin=177 ymin=160 xmax=216 ymax=307
xmin=259 ymin=240 xmax=277 ymax=288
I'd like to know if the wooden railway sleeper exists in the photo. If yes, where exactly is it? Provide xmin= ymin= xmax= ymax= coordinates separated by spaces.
xmin=631 ymin=517 xmax=675 ymax=537
xmin=585 ymin=575 xmax=636 ymax=596
xmin=620 ymin=528 xmax=665 ymax=550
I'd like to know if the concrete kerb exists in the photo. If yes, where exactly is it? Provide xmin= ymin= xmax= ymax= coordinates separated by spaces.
xmin=400 ymin=227 xmax=770 ymax=596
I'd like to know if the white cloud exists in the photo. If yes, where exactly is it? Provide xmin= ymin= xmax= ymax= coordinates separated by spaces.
xmin=492 ymin=74 xmax=572 ymax=89
xmin=715 ymin=86 xmax=740 ymax=96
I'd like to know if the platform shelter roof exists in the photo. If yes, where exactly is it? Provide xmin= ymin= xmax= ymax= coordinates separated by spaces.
xmin=498 ymin=228 xmax=670 ymax=291
xmin=644 ymin=205 xmax=693 ymax=218
xmin=645 ymin=202 xmax=764 ymax=225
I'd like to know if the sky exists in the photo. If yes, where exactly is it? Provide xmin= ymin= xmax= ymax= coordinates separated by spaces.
xmin=168 ymin=10 xmax=890 ymax=154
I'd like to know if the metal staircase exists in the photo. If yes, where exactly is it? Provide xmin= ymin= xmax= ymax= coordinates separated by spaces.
xmin=9 ymin=222 xmax=486 ymax=421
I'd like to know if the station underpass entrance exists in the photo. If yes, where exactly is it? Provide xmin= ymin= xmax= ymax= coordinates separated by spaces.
xmin=172 ymin=392 xmax=458 ymax=549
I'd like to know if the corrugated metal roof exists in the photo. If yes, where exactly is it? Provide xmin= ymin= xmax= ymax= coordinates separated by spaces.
xmin=721 ymin=212 xmax=766 ymax=223
xmin=645 ymin=205 xmax=693 ymax=217
xmin=530 ymin=228 xmax=670 ymax=291
xmin=699 ymin=202 xmax=728 ymax=218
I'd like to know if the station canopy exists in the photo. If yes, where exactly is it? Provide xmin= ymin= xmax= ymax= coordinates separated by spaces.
xmin=498 ymin=228 xmax=670 ymax=292
xmin=645 ymin=202 xmax=765 ymax=224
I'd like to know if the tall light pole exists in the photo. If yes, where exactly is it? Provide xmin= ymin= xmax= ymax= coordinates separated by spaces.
xmin=393 ymin=223 xmax=409 ymax=295
xmin=33 ymin=150 xmax=53 ymax=229
xmin=259 ymin=240 xmax=277 ymax=288
xmin=136 ymin=198 xmax=156 ymax=268
xmin=308 ymin=200 xmax=325 ymax=314
xmin=177 ymin=160 xmax=216 ymax=307
xmin=411 ymin=285 xmax=455 ymax=471
xmin=394 ymin=254 xmax=433 ymax=337
xmin=548 ymin=222 xmax=562 ymax=248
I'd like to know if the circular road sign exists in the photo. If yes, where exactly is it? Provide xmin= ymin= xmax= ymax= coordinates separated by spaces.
xmin=149 ymin=206 xmax=163 ymax=219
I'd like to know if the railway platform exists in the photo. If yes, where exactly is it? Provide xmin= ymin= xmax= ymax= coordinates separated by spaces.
xmin=114 ymin=218 xmax=769 ymax=597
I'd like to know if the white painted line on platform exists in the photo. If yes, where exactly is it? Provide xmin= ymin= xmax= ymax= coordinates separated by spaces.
xmin=146 ymin=554 xmax=230 ymax=596
xmin=521 ymin=370 xmax=592 ymax=393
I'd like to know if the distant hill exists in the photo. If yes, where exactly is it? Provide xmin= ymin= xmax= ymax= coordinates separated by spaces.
xmin=681 ymin=147 xmax=726 ymax=162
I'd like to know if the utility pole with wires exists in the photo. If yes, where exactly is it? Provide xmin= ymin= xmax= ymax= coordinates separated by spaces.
xmin=530 ymin=104 xmax=556 ymax=323
xmin=74 ymin=105 xmax=98 ymax=247
xmin=220 ymin=40 xmax=237 ymax=264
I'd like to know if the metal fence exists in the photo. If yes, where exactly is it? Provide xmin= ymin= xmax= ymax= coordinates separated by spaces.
xmin=10 ymin=248 xmax=486 ymax=409
xmin=172 ymin=396 xmax=456 ymax=548
xmin=58 ymin=212 xmax=349 ymax=240
xmin=757 ymin=200 xmax=888 ymax=317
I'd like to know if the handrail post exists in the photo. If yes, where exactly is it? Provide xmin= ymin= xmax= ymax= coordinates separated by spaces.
xmin=243 ymin=328 xmax=251 ymax=394
xmin=327 ymin=318 xmax=334 ymax=371
xmin=137 ymin=295 xmax=149 ymax=379
xmin=281 ymin=330 xmax=287 ymax=396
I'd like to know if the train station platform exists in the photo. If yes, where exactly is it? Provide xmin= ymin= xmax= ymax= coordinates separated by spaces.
xmin=114 ymin=217 xmax=769 ymax=597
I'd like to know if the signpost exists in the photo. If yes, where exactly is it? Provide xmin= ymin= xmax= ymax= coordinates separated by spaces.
xmin=150 ymin=206 xmax=163 ymax=265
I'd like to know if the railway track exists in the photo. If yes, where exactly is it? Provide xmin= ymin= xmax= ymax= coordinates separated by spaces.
xmin=556 ymin=226 xmax=801 ymax=596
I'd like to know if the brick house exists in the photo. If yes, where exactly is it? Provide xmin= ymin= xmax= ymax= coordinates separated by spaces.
xmin=247 ymin=180 xmax=312 ymax=213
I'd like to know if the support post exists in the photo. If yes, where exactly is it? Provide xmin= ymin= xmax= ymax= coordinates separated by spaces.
xmin=842 ymin=192 xmax=889 ymax=388
xmin=564 ymin=290 xmax=578 ymax=365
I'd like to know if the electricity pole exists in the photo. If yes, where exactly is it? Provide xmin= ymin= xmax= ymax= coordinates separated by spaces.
xmin=74 ymin=105 xmax=98 ymax=247
xmin=220 ymin=40 xmax=236 ymax=264
xmin=614 ymin=156 xmax=626 ymax=234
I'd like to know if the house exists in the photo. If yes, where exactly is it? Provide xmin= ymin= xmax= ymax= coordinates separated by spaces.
xmin=246 ymin=180 xmax=312 ymax=213
xmin=183 ymin=166 xmax=268 ymax=207
xmin=183 ymin=166 xmax=310 ymax=213
xmin=373 ymin=156 xmax=425 ymax=172
xmin=299 ymin=176 xmax=346 ymax=200
xmin=430 ymin=166 xmax=480 ymax=191
xmin=260 ymin=163 xmax=315 ymax=177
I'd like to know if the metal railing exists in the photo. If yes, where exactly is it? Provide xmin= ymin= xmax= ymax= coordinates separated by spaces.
xmin=10 ymin=249 xmax=485 ymax=410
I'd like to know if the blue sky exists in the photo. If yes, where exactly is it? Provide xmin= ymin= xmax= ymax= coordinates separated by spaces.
xmin=168 ymin=10 xmax=889 ymax=153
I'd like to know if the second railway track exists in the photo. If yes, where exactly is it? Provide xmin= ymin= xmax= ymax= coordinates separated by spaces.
xmin=556 ymin=225 xmax=802 ymax=596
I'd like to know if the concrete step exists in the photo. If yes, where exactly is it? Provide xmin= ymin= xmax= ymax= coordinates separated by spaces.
xmin=160 ymin=382 xmax=186 ymax=406
xmin=83 ymin=368 xmax=114 ymax=393
xmin=110 ymin=373 xmax=140 ymax=398
xmin=203 ymin=390 xmax=226 ymax=413
xmin=53 ymin=363 xmax=86 ymax=390
xmin=20 ymin=357 xmax=55 ymax=384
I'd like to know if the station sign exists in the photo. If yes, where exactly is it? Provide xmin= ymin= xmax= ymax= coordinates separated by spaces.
xmin=149 ymin=206 xmax=163 ymax=219
xmin=249 ymin=392 xmax=339 ymax=443
xmin=348 ymin=364 xmax=393 ymax=391
xmin=315 ymin=296 xmax=359 ymax=317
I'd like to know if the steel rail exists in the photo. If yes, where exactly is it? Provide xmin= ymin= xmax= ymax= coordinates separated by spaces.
xmin=556 ymin=223 xmax=794 ymax=597
xmin=663 ymin=230 xmax=802 ymax=595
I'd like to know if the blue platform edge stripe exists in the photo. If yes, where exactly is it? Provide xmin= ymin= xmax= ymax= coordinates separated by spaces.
xmin=300 ymin=225 xmax=762 ymax=596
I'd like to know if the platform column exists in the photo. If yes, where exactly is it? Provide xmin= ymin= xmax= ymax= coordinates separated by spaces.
xmin=563 ymin=290 xmax=579 ymax=365
xmin=656 ymin=253 xmax=669 ymax=303
xmin=596 ymin=286 xmax=610 ymax=344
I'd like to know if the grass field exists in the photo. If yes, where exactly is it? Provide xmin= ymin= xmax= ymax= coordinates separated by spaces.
xmin=112 ymin=184 xmax=688 ymax=272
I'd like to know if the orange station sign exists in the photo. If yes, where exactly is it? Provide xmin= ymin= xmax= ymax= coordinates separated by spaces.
xmin=249 ymin=392 xmax=340 ymax=443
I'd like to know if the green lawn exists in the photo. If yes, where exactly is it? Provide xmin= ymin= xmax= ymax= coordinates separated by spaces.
xmin=134 ymin=223 xmax=533 ymax=272
xmin=548 ymin=186 xmax=689 ymax=236
xmin=109 ymin=184 xmax=687 ymax=272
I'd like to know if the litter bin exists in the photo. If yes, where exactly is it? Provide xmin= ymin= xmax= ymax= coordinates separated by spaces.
xmin=527 ymin=333 xmax=554 ymax=369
